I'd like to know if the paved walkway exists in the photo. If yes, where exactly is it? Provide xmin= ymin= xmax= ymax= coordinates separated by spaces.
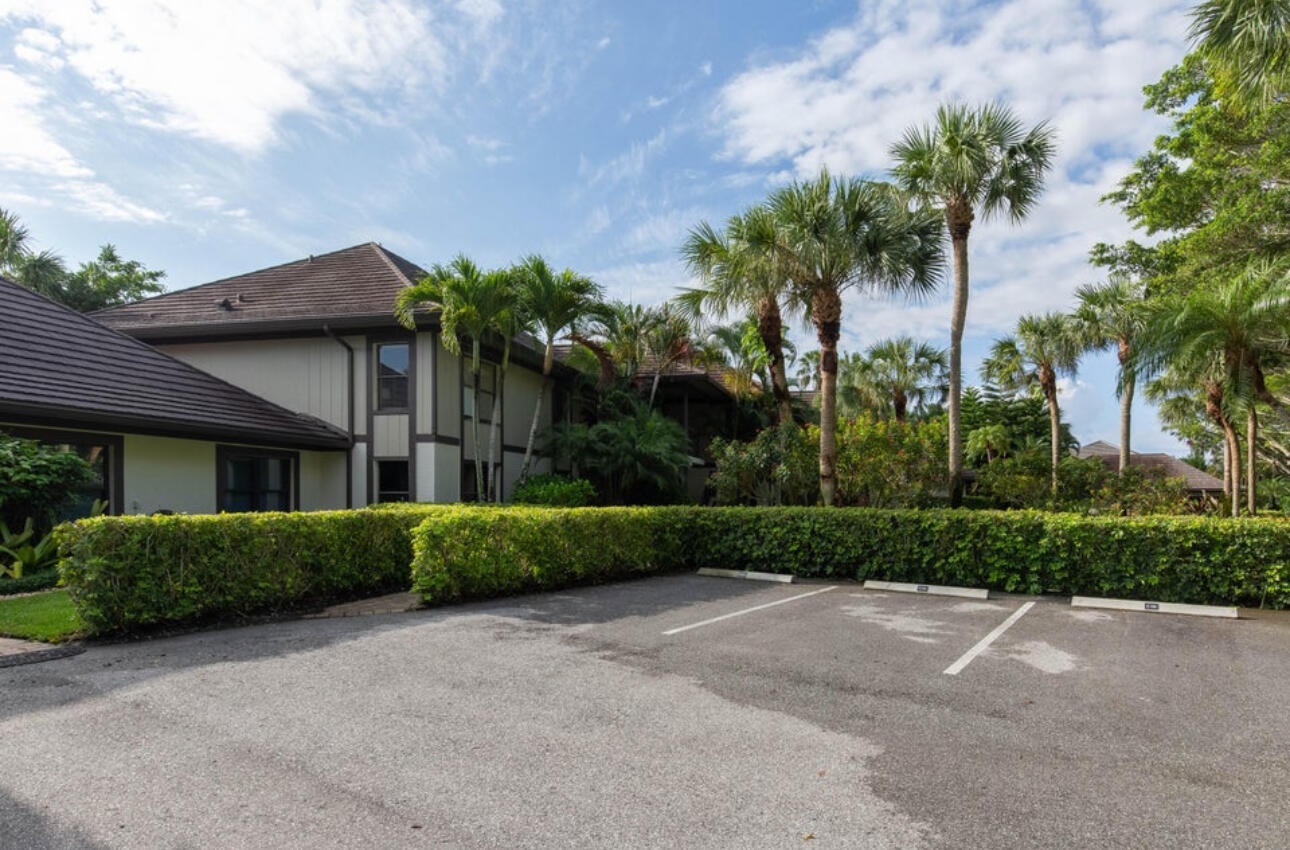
xmin=302 ymin=592 xmax=422 ymax=619
xmin=0 ymin=637 xmax=83 ymax=668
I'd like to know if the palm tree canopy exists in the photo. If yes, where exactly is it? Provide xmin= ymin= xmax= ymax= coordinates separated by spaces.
xmin=890 ymin=102 xmax=1057 ymax=226
xmin=0 ymin=208 xmax=31 ymax=272
xmin=1136 ymin=261 xmax=1290 ymax=405
xmin=394 ymin=255 xmax=516 ymax=362
xmin=516 ymin=255 xmax=602 ymax=348
xmin=1073 ymin=274 xmax=1148 ymax=392
xmin=839 ymin=336 xmax=947 ymax=418
xmin=1190 ymin=0 xmax=1290 ymax=104
xmin=982 ymin=312 xmax=1082 ymax=394
xmin=755 ymin=172 xmax=946 ymax=303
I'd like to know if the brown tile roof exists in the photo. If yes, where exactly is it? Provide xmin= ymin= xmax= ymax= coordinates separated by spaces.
xmin=1077 ymin=441 xmax=1224 ymax=492
xmin=0 ymin=277 xmax=349 ymax=449
xmin=93 ymin=242 xmax=426 ymax=337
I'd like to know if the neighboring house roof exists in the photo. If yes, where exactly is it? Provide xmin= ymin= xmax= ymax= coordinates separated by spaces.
xmin=1077 ymin=441 xmax=1224 ymax=492
xmin=0 ymin=277 xmax=349 ymax=450
xmin=93 ymin=242 xmax=427 ymax=339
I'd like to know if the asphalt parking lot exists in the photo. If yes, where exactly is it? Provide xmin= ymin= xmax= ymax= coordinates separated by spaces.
xmin=2 ymin=574 xmax=1288 ymax=849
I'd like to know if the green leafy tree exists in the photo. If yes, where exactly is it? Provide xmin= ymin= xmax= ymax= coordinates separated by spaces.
xmin=743 ymin=172 xmax=944 ymax=505
xmin=396 ymin=255 xmax=513 ymax=502
xmin=63 ymin=244 xmax=166 ymax=312
xmin=891 ymin=102 xmax=1057 ymax=505
xmin=965 ymin=423 xmax=1011 ymax=465
xmin=982 ymin=313 xmax=1083 ymax=494
xmin=0 ymin=433 xmax=92 ymax=535
xmin=515 ymin=256 xmax=602 ymax=480
xmin=1073 ymin=275 xmax=1148 ymax=474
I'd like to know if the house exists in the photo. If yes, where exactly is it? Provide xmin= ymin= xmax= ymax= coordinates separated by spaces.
xmin=1077 ymin=440 xmax=1225 ymax=495
xmin=93 ymin=243 xmax=568 ymax=506
xmin=0 ymin=276 xmax=350 ymax=516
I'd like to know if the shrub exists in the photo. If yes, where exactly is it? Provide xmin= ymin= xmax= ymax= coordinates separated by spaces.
xmin=410 ymin=506 xmax=682 ymax=602
xmin=0 ymin=433 xmax=92 ymax=533
xmin=512 ymin=475 xmax=598 ymax=507
xmin=707 ymin=422 xmax=818 ymax=506
xmin=708 ymin=416 xmax=947 ymax=508
xmin=0 ymin=568 xmax=59 ymax=596
xmin=675 ymin=508 xmax=1289 ymax=607
xmin=56 ymin=507 xmax=446 ymax=634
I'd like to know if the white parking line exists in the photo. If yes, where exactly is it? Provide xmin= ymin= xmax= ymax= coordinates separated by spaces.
xmin=942 ymin=601 xmax=1036 ymax=676
xmin=662 ymin=586 xmax=839 ymax=636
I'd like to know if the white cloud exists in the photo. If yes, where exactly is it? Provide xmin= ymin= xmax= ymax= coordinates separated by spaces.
xmin=589 ymin=258 xmax=694 ymax=306
xmin=579 ymin=129 xmax=667 ymax=187
xmin=0 ymin=68 xmax=89 ymax=178
xmin=713 ymin=0 xmax=1190 ymax=346
xmin=646 ymin=95 xmax=669 ymax=109
xmin=467 ymin=134 xmax=507 ymax=151
xmin=699 ymin=61 xmax=712 ymax=76
xmin=620 ymin=206 xmax=707 ymax=255
xmin=0 ymin=0 xmax=453 ymax=153
xmin=596 ymin=36 xmax=612 ymax=50
xmin=54 ymin=180 xmax=164 ymax=222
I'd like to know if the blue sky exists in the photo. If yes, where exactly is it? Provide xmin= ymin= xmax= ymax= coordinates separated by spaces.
xmin=0 ymin=0 xmax=1194 ymax=451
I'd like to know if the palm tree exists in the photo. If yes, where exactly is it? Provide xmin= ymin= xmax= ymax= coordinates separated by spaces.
xmin=1137 ymin=263 xmax=1290 ymax=515
xmin=795 ymin=350 xmax=821 ymax=393
xmin=681 ymin=207 xmax=797 ymax=423
xmin=695 ymin=320 xmax=767 ymax=398
xmin=745 ymin=172 xmax=944 ymax=505
xmin=966 ymin=423 xmax=1011 ymax=465
xmin=570 ymin=301 xmax=659 ymax=391
xmin=1074 ymin=275 xmax=1147 ymax=475
xmin=0 ymin=208 xmax=30 ymax=272
xmin=515 ymin=256 xmax=602 ymax=479
xmin=485 ymin=273 xmax=525 ymax=502
xmin=982 ymin=313 xmax=1083 ymax=494
xmin=396 ymin=255 xmax=512 ymax=502
xmin=891 ymin=102 xmax=1056 ymax=505
xmin=1190 ymin=0 xmax=1290 ymax=106
xmin=645 ymin=303 xmax=693 ymax=408
xmin=842 ymin=336 xmax=947 ymax=422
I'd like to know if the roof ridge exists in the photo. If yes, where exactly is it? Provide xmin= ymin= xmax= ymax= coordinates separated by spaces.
xmin=1 ymin=277 xmax=347 ymax=443
xmin=92 ymin=242 xmax=386 ymax=317
xmin=369 ymin=242 xmax=422 ymax=289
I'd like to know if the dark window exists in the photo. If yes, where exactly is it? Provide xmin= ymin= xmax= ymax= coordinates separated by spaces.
xmin=376 ymin=343 xmax=410 ymax=410
xmin=4 ymin=428 xmax=119 ymax=518
xmin=377 ymin=460 xmax=410 ymax=502
xmin=459 ymin=460 xmax=500 ymax=503
xmin=218 ymin=448 xmax=295 ymax=512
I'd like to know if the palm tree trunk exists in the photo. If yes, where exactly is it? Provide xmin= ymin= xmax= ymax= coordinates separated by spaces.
xmin=649 ymin=371 xmax=663 ymax=408
xmin=521 ymin=342 xmax=554 ymax=480
xmin=1118 ymin=366 xmax=1134 ymax=475
xmin=946 ymin=211 xmax=972 ymax=507
xmin=757 ymin=301 xmax=794 ymax=425
xmin=893 ymin=388 xmax=908 ymax=423
xmin=1222 ymin=439 xmax=1230 ymax=500
xmin=1225 ymin=422 xmax=1240 ymax=518
xmin=1047 ymin=387 xmax=1061 ymax=496
xmin=1247 ymin=405 xmax=1257 ymax=515
xmin=470 ymin=341 xmax=484 ymax=503
xmin=813 ymin=289 xmax=842 ymax=507
xmin=487 ymin=342 xmax=510 ymax=503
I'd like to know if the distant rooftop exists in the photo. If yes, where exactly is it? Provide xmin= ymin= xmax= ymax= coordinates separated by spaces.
xmin=1078 ymin=440 xmax=1224 ymax=492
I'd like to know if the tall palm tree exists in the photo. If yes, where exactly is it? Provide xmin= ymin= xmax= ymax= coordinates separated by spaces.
xmin=1073 ymin=275 xmax=1148 ymax=475
xmin=395 ymin=255 xmax=512 ymax=502
xmin=745 ymin=172 xmax=944 ymax=505
xmin=681 ymin=207 xmax=797 ymax=423
xmin=982 ymin=313 xmax=1083 ymax=494
xmin=1190 ymin=0 xmax=1290 ymax=106
xmin=485 ymin=273 xmax=526 ymax=502
xmin=570 ymin=300 xmax=659 ymax=391
xmin=891 ymin=102 xmax=1056 ymax=505
xmin=1137 ymin=263 xmax=1290 ymax=515
xmin=0 ymin=208 xmax=30 ymax=273
xmin=515 ymin=256 xmax=602 ymax=479
xmin=842 ymin=336 xmax=947 ymax=422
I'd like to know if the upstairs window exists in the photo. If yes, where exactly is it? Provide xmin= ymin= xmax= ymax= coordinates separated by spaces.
xmin=376 ymin=343 xmax=410 ymax=411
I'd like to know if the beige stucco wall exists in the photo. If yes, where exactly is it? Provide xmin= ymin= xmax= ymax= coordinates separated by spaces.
xmin=298 ymin=450 xmax=347 ymax=511
xmin=159 ymin=337 xmax=354 ymax=432
xmin=122 ymin=434 xmax=217 ymax=514
xmin=503 ymin=366 xmax=549 ymax=449
xmin=371 ymin=413 xmax=409 ymax=458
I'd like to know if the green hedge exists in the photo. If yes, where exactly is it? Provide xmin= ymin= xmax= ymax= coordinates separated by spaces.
xmin=411 ymin=506 xmax=1290 ymax=609
xmin=56 ymin=507 xmax=447 ymax=634
xmin=410 ymin=506 xmax=682 ymax=602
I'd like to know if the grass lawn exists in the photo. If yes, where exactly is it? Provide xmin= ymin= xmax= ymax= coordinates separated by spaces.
xmin=0 ymin=590 xmax=84 ymax=643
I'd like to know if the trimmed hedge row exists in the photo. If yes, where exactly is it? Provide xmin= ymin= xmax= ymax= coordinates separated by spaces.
xmin=56 ymin=507 xmax=447 ymax=633
xmin=411 ymin=507 xmax=1290 ymax=609
xmin=57 ymin=504 xmax=1290 ymax=634
xmin=410 ymin=506 xmax=679 ymax=602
